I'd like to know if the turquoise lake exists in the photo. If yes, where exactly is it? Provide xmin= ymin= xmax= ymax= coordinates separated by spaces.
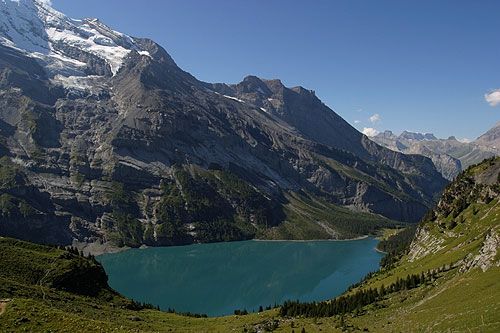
xmin=98 ymin=238 xmax=383 ymax=317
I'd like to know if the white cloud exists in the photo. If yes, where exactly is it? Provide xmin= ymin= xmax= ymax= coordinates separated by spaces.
xmin=369 ymin=113 xmax=381 ymax=123
xmin=485 ymin=89 xmax=500 ymax=106
xmin=354 ymin=120 xmax=361 ymax=124
xmin=362 ymin=127 xmax=379 ymax=137
xmin=458 ymin=138 xmax=471 ymax=143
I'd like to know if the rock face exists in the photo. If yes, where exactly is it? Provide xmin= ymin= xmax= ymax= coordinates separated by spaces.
xmin=408 ymin=227 xmax=445 ymax=262
xmin=0 ymin=0 xmax=447 ymax=248
xmin=460 ymin=230 xmax=500 ymax=273
xmin=475 ymin=122 xmax=500 ymax=150
xmin=371 ymin=130 xmax=499 ymax=180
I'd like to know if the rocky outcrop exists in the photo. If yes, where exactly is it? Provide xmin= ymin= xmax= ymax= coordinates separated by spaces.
xmin=460 ymin=229 xmax=500 ymax=273
xmin=408 ymin=227 xmax=445 ymax=261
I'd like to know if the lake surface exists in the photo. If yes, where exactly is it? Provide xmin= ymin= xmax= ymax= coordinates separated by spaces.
xmin=98 ymin=238 xmax=382 ymax=317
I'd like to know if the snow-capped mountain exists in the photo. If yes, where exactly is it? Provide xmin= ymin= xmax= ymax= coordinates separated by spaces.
xmin=0 ymin=0 xmax=150 ymax=82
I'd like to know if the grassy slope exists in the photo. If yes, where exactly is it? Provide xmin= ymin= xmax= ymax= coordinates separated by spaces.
xmin=263 ymin=192 xmax=400 ymax=240
xmin=345 ymin=198 xmax=500 ymax=332
xmin=340 ymin=158 xmax=500 ymax=332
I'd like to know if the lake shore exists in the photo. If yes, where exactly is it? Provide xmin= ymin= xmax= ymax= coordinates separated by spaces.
xmin=87 ymin=235 xmax=375 ymax=256
xmin=253 ymin=235 xmax=370 ymax=242
xmin=73 ymin=240 xmax=130 ymax=257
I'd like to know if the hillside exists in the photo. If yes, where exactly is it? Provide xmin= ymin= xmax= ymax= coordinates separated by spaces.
xmin=340 ymin=156 xmax=500 ymax=331
xmin=1 ymin=157 xmax=499 ymax=332
xmin=281 ymin=156 xmax=500 ymax=332
xmin=0 ymin=0 xmax=446 ymax=251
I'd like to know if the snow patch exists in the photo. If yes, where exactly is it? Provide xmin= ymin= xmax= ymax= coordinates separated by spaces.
xmin=45 ymin=27 xmax=131 ymax=75
xmin=362 ymin=127 xmax=379 ymax=137
xmin=223 ymin=95 xmax=245 ymax=103
xmin=51 ymin=74 xmax=104 ymax=91
xmin=138 ymin=50 xmax=151 ymax=58
xmin=0 ymin=0 xmax=149 ymax=76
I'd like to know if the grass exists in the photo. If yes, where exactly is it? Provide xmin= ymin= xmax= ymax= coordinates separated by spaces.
xmin=377 ymin=227 xmax=404 ymax=241
xmin=341 ymin=192 xmax=500 ymax=332
xmin=0 ymin=297 xmax=283 ymax=333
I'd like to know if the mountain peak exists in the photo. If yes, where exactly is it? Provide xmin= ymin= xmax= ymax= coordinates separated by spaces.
xmin=474 ymin=121 xmax=500 ymax=149
xmin=375 ymin=130 xmax=396 ymax=139
xmin=0 ymin=0 xmax=151 ymax=78
xmin=400 ymin=131 xmax=437 ymax=141
xmin=242 ymin=75 xmax=262 ymax=83
xmin=236 ymin=75 xmax=272 ymax=96
xmin=290 ymin=85 xmax=316 ymax=97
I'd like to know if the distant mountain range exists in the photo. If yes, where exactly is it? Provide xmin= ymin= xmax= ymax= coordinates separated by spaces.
xmin=371 ymin=126 xmax=499 ymax=180
xmin=0 ymin=0 xmax=446 ymax=249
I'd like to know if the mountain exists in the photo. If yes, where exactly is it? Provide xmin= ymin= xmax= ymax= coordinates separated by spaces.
xmin=475 ymin=121 xmax=500 ymax=149
xmin=0 ymin=159 xmax=498 ymax=331
xmin=372 ymin=130 xmax=498 ymax=180
xmin=0 ymin=0 xmax=446 ymax=251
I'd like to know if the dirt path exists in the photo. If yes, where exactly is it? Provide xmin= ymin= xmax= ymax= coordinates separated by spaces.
xmin=480 ymin=201 xmax=499 ymax=220
xmin=39 ymin=258 xmax=58 ymax=300
xmin=409 ymin=276 xmax=462 ymax=311
xmin=0 ymin=299 xmax=11 ymax=316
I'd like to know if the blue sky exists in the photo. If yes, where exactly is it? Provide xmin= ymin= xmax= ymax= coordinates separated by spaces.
xmin=52 ymin=0 xmax=500 ymax=140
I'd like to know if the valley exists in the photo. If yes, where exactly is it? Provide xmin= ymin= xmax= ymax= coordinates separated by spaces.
xmin=0 ymin=1 xmax=499 ymax=332
xmin=1 ymin=157 xmax=499 ymax=332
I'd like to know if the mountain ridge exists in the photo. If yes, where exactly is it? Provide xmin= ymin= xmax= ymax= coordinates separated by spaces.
xmin=0 ymin=0 xmax=446 ymax=251
xmin=371 ymin=128 xmax=499 ymax=180
xmin=475 ymin=121 xmax=500 ymax=149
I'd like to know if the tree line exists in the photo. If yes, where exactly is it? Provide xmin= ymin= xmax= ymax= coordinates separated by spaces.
xmin=377 ymin=224 xmax=418 ymax=268
xmin=280 ymin=269 xmax=439 ymax=318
